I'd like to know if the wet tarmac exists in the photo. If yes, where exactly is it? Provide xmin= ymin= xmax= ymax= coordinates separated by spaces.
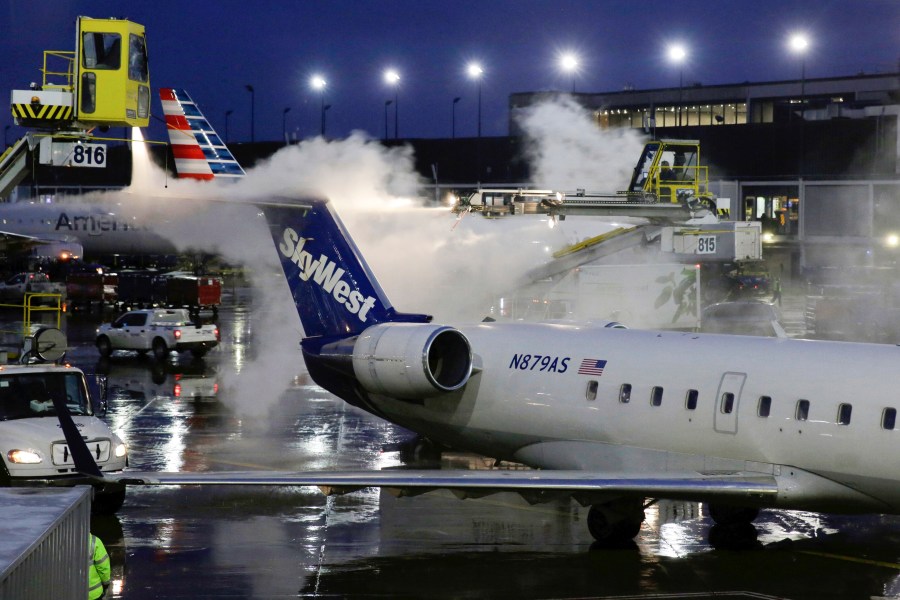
xmin=36 ymin=300 xmax=900 ymax=598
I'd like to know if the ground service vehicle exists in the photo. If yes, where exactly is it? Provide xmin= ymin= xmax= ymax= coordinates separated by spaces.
xmin=0 ymin=272 xmax=57 ymax=302
xmin=96 ymin=308 xmax=220 ymax=359
xmin=3 ymin=16 xmax=150 ymax=201
xmin=0 ymin=334 xmax=127 ymax=514
xmin=454 ymin=139 xmax=717 ymax=216
xmin=66 ymin=268 xmax=117 ymax=310
xmin=159 ymin=275 xmax=222 ymax=315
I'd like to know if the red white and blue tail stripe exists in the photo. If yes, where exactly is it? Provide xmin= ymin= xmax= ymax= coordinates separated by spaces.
xmin=159 ymin=88 xmax=246 ymax=180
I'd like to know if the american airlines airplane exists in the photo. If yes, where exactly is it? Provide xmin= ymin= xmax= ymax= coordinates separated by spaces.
xmin=0 ymin=89 xmax=242 ymax=259
xmin=60 ymin=194 xmax=900 ymax=544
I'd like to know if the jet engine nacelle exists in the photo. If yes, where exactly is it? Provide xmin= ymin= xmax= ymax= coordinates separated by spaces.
xmin=352 ymin=323 xmax=473 ymax=399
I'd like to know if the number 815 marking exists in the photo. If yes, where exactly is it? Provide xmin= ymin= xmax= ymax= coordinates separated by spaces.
xmin=509 ymin=353 xmax=570 ymax=373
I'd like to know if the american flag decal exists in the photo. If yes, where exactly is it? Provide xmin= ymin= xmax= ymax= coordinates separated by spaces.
xmin=578 ymin=359 xmax=607 ymax=376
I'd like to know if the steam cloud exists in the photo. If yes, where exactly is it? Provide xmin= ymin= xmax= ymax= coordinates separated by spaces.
xmin=118 ymin=98 xmax=654 ymax=417
xmin=517 ymin=96 xmax=647 ymax=191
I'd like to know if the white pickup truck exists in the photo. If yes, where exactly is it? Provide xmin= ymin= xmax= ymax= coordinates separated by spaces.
xmin=96 ymin=308 xmax=220 ymax=360
xmin=0 ymin=363 xmax=128 ymax=514
xmin=0 ymin=272 xmax=61 ymax=304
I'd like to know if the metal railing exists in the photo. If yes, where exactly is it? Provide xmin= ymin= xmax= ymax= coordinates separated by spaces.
xmin=0 ymin=487 xmax=90 ymax=599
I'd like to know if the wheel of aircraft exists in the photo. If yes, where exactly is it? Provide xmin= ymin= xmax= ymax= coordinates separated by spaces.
xmin=587 ymin=499 xmax=645 ymax=543
xmin=706 ymin=503 xmax=760 ymax=526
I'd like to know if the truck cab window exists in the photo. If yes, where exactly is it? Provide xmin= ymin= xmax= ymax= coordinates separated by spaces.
xmin=128 ymin=34 xmax=149 ymax=82
xmin=82 ymin=32 xmax=121 ymax=70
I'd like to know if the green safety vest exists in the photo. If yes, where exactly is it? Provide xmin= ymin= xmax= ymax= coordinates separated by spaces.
xmin=88 ymin=534 xmax=110 ymax=600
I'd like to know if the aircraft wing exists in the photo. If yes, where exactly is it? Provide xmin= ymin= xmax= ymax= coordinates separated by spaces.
xmin=0 ymin=229 xmax=83 ymax=259
xmin=100 ymin=468 xmax=778 ymax=504
xmin=0 ymin=230 xmax=52 ymax=250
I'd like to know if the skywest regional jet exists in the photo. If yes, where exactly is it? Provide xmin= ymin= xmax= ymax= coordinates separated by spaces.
xmin=61 ymin=195 xmax=900 ymax=544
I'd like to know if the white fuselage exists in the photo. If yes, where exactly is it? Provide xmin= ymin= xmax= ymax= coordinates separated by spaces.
xmin=367 ymin=323 xmax=900 ymax=514
xmin=0 ymin=200 xmax=178 ymax=256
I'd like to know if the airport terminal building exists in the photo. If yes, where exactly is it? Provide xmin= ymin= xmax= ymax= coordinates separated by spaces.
xmin=512 ymin=72 xmax=900 ymax=283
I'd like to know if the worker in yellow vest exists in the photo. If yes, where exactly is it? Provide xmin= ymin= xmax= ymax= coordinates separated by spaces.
xmin=88 ymin=533 xmax=111 ymax=599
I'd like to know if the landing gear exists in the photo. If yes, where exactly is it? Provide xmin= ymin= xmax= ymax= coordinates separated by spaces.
xmin=706 ymin=504 xmax=761 ymax=550
xmin=587 ymin=499 xmax=645 ymax=543
xmin=706 ymin=503 xmax=759 ymax=526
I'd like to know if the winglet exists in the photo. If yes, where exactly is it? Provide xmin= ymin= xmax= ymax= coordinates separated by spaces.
xmin=257 ymin=198 xmax=430 ymax=338
xmin=159 ymin=88 xmax=246 ymax=180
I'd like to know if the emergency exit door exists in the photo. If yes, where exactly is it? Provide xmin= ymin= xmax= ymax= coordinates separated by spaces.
xmin=713 ymin=372 xmax=746 ymax=434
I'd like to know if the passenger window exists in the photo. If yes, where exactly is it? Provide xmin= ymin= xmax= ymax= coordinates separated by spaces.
xmin=685 ymin=389 xmax=698 ymax=410
xmin=837 ymin=403 xmax=852 ymax=425
xmin=796 ymin=399 xmax=810 ymax=421
xmin=619 ymin=384 xmax=632 ymax=404
xmin=883 ymin=408 xmax=897 ymax=430
xmin=650 ymin=386 xmax=663 ymax=407
xmin=758 ymin=396 xmax=771 ymax=418
xmin=720 ymin=392 xmax=734 ymax=414
xmin=586 ymin=380 xmax=598 ymax=401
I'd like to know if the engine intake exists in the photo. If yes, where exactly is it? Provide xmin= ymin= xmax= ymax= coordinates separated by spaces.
xmin=352 ymin=323 xmax=472 ymax=399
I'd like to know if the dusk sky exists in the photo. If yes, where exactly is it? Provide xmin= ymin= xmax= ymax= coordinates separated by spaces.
xmin=2 ymin=1 xmax=898 ymax=144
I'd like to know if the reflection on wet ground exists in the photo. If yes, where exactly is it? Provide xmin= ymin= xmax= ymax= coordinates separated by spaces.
xmin=39 ymin=302 xmax=900 ymax=599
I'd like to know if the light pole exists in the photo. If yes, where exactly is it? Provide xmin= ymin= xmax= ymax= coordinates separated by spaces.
xmin=789 ymin=33 xmax=809 ymax=110
xmin=224 ymin=110 xmax=233 ymax=143
xmin=384 ymin=100 xmax=392 ymax=139
xmin=667 ymin=44 xmax=686 ymax=127
xmin=310 ymin=75 xmax=327 ymax=136
xmin=452 ymin=97 xmax=460 ymax=138
xmin=558 ymin=52 xmax=579 ymax=92
xmin=789 ymin=32 xmax=810 ymax=174
xmin=282 ymin=107 xmax=291 ymax=144
xmin=245 ymin=84 xmax=255 ymax=142
xmin=467 ymin=62 xmax=483 ymax=138
xmin=384 ymin=69 xmax=400 ymax=139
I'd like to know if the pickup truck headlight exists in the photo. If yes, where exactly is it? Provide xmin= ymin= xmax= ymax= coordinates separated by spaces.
xmin=8 ymin=449 xmax=42 ymax=464
xmin=114 ymin=443 xmax=127 ymax=459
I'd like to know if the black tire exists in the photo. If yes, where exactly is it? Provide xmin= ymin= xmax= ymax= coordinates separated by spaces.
xmin=706 ymin=503 xmax=760 ymax=526
xmin=151 ymin=338 xmax=168 ymax=361
xmin=96 ymin=336 xmax=112 ymax=357
xmin=587 ymin=502 xmax=644 ymax=543
xmin=92 ymin=488 xmax=126 ymax=515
